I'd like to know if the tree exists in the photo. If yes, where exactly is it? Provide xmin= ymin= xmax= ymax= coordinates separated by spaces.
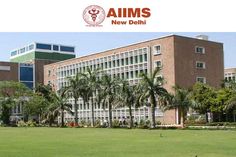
xmin=213 ymin=88 xmax=233 ymax=122
xmin=98 ymin=74 xmax=120 ymax=128
xmin=165 ymin=86 xmax=194 ymax=127
xmin=0 ymin=81 xmax=30 ymax=125
xmin=225 ymin=92 xmax=236 ymax=122
xmin=191 ymin=83 xmax=217 ymax=123
xmin=23 ymin=93 xmax=47 ymax=122
xmin=115 ymin=80 xmax=139 ymax=128
xmin=79 ymin=68 xmax=100 ymax=127
xmin=50 ymin=88 xmax=72 ymax=127
xmin=138 ymin=68 xmax=169 ymax=128
xmin=67 ymin=73 xmax=83 ymax=124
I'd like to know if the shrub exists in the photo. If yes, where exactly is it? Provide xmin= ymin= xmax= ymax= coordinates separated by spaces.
xmin=112 ymin=119 xmax=120 ymax=128
xmin=27 ymin=120 xmax=37 ymax=127
xmin=17 ymin=120 xmax=27 ymax=127
xmin=138 ymin=119 xmax=149 ymax=129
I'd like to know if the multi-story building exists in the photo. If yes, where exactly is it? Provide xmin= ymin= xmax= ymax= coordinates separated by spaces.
xmin=44 ymin=35 xmax=224 ymax=124
xmin=224 ymin=68 xmax=236 ymax=82
xmin=0 ymin=42 xmax=76 ymax=121
xmin=10 ymin=42 xmax=76 ymax=87
xmin=0 ymin=61 xmax=34 ymax=121
xmin=0 ymin=61 xmax=34 ymax=88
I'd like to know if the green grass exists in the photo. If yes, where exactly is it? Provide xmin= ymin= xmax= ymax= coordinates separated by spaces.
xmin=0 ymin=128 xmax=235 ymax=157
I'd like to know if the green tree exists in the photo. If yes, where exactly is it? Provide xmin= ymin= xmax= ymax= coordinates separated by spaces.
xmin=67 ymin=73 xmax=83 ymax=124
xmin=115 ymin=80 xmax=139 ymax=128
xmin=213 ymin=88 xmax=233 ymax=122
xmin=165 ymin=86 xmax=194 ymax=127
xmin=191 ymin=83 xmax=217 ymax=123
xmin=79 ymin=68 xmax=100 ymax=127
xmin=0 ymin=81 xmax=30 ymax=125
xmin=138 ymin=68 xmax=169 ymax=128
xmin=98 ymin=74 xmax=120 ymax=128
xmin=50 ymin=88 xmax=72 ymax=127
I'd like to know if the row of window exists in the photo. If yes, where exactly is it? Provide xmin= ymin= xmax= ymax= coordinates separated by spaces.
xmin=58 ymin=69 xmax=148 ymax=88
xmin=56 ymin=55 xmax=148 ymax=77
xmin=11 ymin=44 xmax=35 ymax=56
xmin=225 ymin=76 xmax=236 ymax=82
xmin=36 ymin=43 xmax=75 ymax=52
xmin=152 ymin=45 xmax=205 ymax=55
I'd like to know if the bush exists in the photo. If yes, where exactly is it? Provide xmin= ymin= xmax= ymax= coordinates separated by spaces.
xmin=17 ymin=120 xmax=38 ymax=127
xmin=27 ymin=120 xmax=37 ymax=127
xmin=67 ymin=122 xmax=80 ymax=128
xmin=112 ymin=119 xmax=120 ymax=128
xmin=17 ymin=120 xmax=27 ymax=127
xmin=138 ymin=119 xmax=149 ymax=129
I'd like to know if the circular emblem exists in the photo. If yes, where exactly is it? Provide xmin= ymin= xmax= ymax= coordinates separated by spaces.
xmin=83 ymin=5 xmax=106 ymax=26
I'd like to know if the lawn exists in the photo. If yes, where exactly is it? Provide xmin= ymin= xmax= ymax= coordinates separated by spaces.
xmin=0 ymin=128 xmax=235 ymax=157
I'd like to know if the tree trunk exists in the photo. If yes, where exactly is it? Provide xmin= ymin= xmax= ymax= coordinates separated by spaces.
xmin=74 ymin=98 xmax=78 ymax=124
xmin=205 ymin=112 xmax=209 ymax=123
xmin=129 ymin=105 xmax=133 ymax=128
xmin=108 ymin=101 xmax=112 ymax=128
xmin=180 ymin=109 xmax=184 ymax=128
xmin=151 ymin=105 xmax=156 ymax=128
xmin=61 ymin=109 xmax=64 ymax=127
xmin=91 ymin=97 xmax=95 ymax=127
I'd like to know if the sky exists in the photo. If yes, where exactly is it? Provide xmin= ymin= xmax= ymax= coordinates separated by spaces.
xmin=0 ymin=32 xmax=235 ymax=68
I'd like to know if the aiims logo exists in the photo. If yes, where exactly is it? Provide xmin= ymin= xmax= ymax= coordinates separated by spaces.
xmin=83 ymin=5 xmax=106 ymax=27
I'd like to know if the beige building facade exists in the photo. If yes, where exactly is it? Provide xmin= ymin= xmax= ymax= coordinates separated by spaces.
xmin=44 ymin=35 xmax=224 ymax=124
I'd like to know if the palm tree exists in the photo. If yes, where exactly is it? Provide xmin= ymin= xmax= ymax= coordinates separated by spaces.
xmin=98 ymin=74 xmax=120 ymax=128
xmin=52 ymin=88 xmax=72 ymax=127
xmin=139 ymin=68 xmax=169 ymax=128
xmin=79 ymin=68 xmax=100 ymax=127
xmin=165 ymin=86 xmax=194 ymax=127
xmin=67 ymin=73 xmax=83 ymax=125
xmin=115 ymin=80 xmax=139 ymax=128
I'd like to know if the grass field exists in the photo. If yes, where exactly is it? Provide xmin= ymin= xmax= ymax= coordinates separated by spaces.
xmin=0 ymin=128 xmax=235 ymax=157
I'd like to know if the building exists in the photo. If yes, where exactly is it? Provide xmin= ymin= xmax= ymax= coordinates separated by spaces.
xmin=0 ymin=61 xmax=34 ymax=89
xmin=43 ymin=35 xmax=223 ymax=124
xmin=9 ymin=42 xmax=76 ymax=87
xmin=0 ymin=42 xmax=76 ymax=122
xmin=224 ymin=68 xmax=236 ymax=82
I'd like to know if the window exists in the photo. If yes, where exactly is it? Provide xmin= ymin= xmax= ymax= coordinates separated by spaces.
xmin=153 ymin=45 xmax=161 ymax=55
xmin=48 ymin=70 xmax=51 ymax=77
xmin=117 ymin=60 xmax=120 ymax=67
xmin=121 ymin=59 xmax=124 ymax=66
xmin=196 ymin=77 xmax=206 ymax=83
xmin=29 ymin=44 xmax=34 ymax=50
xmin=135 ymin=56 xmax=138 ymax=63
xmin=20 ymin=66 xmax=33 ymax=82
xmin=53 ymin=45 xmax=59 ymax=51
xmin=135 ymin=70 xmax=139 ymax=78
xmin=155 ymin=61 xmax=162 ymax=68
xmin=130 ymin=57 xmax=133 ymax=64
xmin=11 ymin=51 xmax=17 ymax=56
xmin=130 ymin=71 xmax=134 ymax=78
xmin=113 ymin=60 xmax=116 ymax=67
xmin=126 ymin=58 xmax=129 ymax=65
xmin=196 ymin=61 xmax=206 ymax=69
xmin=139 ymin=55 xmax=143 ymax=62
xmin=36 ymin=43 xmax=51 ymax=50
xmin=195 ymin=46 xmax=205 ymax=54
xmin=121 ymin=73 xmax=125 ymax=79
xmin=109 ymin=61 xmax=111 ymax=68
xmin=126 ymin=72 xmax=129 ymax=79
xmin=20 ymin=48 xmax=25 ymax=53
xmin=60 ymin=46 xmax=74 ymax=52
xmin=144 ymin=54 xmax=147 ymax=61
xmin=105 ymin=62 xmax=108 ymax=69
